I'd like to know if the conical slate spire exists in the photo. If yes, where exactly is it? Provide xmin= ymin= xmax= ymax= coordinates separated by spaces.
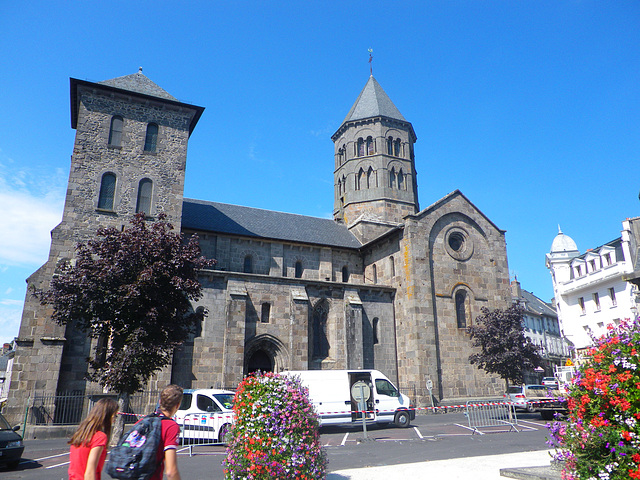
xmin=342 ymin=76 xmax=406 ymax=124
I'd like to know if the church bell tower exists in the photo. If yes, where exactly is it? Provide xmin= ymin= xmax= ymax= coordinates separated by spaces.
xmin=332 ymin=76 xmax=419 ymax=240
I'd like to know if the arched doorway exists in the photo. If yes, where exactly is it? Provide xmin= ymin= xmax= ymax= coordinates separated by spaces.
xmin=246 ymin=349 xmax=273 ymax=374
xmin=243 ymin=334 xmax=289 ymax=376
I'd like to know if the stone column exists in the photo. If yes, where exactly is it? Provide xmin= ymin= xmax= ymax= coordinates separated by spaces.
xmin=289 ymin=287 xmax=309 ymax=370
xmin=345 ymin=289 xmax=363 ymax=369
xmin=222 ymin=279 xmax=247 ymax=387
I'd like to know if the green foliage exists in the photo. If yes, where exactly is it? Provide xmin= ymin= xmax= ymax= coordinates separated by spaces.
xmin=467 ymin=304 xmax=542 ymax=385
xmin=548 ymin=319 xmax=640 ymax=479
xmin=224 ymin=372 xmax=327 ymax=480
xmin=34 ymin=213 xmax=215 ymax=394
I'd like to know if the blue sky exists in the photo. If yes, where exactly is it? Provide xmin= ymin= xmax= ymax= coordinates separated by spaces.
xmin=1 ymin=1 xmax=639 ymax=346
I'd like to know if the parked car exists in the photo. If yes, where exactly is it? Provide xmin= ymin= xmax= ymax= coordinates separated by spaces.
xmin=542 ymin=377 xmax=559 ymax=388
xmin=504 ymin=384 xmax=552 ymax=412
xmin=0 ymin=413 xmax=24 ymax=470
xmin=174 ymin=389 xmax=235 ymax=444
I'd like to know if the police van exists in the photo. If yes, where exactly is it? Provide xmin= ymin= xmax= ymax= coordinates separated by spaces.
xmin=174 ymin=389 xmax=235 ymax=443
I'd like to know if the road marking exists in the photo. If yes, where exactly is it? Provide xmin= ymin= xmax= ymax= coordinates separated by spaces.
xmin=413 ymin=426 xmax=423 ymax=439
xmin=46 ymin=461 xmax=70 ymax=469
xmin=340 ymin=432 xmax=349 ymax=446
xmin=455 ymin=423 xmax=484 ymax=435
xmin=516 ymin=420 xmax=541 ymax=430
xmin=34 ymin=452 xmax=70 ymax=461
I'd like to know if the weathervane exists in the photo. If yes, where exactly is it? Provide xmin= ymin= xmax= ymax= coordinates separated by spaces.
xmin=368 ymin=48 xmax=373 ymax=75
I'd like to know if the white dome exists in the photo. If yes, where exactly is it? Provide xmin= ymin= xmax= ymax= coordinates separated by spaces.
xmin=550 ymin=227 xmax=578 ymax=253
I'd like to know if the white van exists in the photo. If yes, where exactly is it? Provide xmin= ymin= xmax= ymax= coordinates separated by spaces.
xmin=283 ymin=369 xmax=415 ymax=428
xmin=174 ymin=389 xmax=235 ymax=443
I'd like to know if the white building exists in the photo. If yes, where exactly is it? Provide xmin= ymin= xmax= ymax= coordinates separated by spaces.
xmin=546 ymin=225 xmax=639 ymax=353
xmin=510 ymin=279 xmax=570 ymax=383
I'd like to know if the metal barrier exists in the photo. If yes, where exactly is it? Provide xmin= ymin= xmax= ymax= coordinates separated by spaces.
xmin=180 ymin=412 xmax=235 ymax=456
xmin=464 ymin=400 xmax=519 ymax=435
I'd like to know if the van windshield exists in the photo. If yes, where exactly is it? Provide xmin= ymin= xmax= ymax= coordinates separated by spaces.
xmin=214 ymin=393 xmax=235 ymax=410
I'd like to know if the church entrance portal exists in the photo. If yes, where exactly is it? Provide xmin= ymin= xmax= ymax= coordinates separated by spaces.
xmin=246 ymin=350 xmax=273 ymax=374
xmin=243 ymin=334 xmax=289 ymax=376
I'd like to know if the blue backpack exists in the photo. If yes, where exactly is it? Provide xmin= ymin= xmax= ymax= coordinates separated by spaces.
xmin=106 ymin=413 xmax=170 ymax=480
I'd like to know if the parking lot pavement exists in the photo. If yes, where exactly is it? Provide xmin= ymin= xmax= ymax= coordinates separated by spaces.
xmin=1 ymin=412 xmax=555 ymax=479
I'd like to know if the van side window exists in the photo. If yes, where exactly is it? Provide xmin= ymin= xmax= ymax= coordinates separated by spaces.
xmin=196 ymin=394 xmax=221 ymax=413
xmin=179 ymin=393 xmax=192 ymax=411
xmin=375 ymin=379 xmax=399 ymax=397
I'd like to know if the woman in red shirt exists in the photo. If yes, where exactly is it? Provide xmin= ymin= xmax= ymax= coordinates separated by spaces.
xmin=68 ymin=398 xmax=119 ymax=480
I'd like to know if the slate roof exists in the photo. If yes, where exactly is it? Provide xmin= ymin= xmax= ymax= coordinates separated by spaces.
xmin=520 ymin=289 xmax=557 ymax=318
xmin=181 ymin=199 xmax=362 ymax=249
xmin=342 ymin=76 xmax=406 ymax=124
xmin=99 ymin=68 xmax=178 ymax=101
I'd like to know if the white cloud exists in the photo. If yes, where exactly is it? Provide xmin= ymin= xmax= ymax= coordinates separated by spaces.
xmin=0 ymin=161 xmax=65 ymax=267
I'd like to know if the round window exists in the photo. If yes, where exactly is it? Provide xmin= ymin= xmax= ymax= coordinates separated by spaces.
xmin=444 ymin=227 xmax=474 ymax=261
xmin=448 ymin=232 xmax=464 ymax=252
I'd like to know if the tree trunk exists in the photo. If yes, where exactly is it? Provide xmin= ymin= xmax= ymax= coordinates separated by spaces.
xmin=112 ymin=392 xmax=130 ymax=445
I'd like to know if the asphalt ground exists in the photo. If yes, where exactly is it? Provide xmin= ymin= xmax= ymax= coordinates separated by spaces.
xmin=0 ymin=411 xmax=555 ymax=479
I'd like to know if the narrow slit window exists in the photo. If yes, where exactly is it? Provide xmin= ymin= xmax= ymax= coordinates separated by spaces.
xmin=243 ymin=255 xmax=253 ymax=273
xmin=373 ymin=317 xmax=379 ymax=344
xmin=455 ymin=291 xmax=467 ymax=328
xmin=295 ymin=261 xmax=303 ymax=279
xmin=261 ymin=303 xmax=270 ymax=323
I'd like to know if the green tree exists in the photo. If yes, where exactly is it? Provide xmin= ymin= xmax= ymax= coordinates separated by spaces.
xmin=34 ymin=213 xmax=214 ymax=438
xmin=467 ymin=303 xmax=542 ymax=387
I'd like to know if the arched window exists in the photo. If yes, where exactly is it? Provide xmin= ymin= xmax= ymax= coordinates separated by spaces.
xmin=372 ymin=264 xmax=377 ymax=284
xmin=295 ymin=261 xmax=303 ymax=279
xmin=356 ymin=168 xmax=364 ymax=190
xmin=144 ymin=123 xmax=158 ymax=152
xmin=97 ymin=173 xmax=116 ymax=210
xmin=357 ymin=138 xmax=365 ymax=157
xmin=341 ymin=265 xmax=349 ymax=283
xmin=390 ymin=256 xmax=395 ymax=277
xmin=394 ymin=139 xmax=401 ymax=157
xmin=108 ymin=116 xmax=123 ymax=147
xmin=312 ymin=299 xmax=330 ymax=359
xmin=243 ymin=255 xmax=253 ymax=274
xmin=372 ymin=317 xmax=380 ymax=345
xmin=342 ymin=175 xmax=346 ymax=194
xmin=337 ymin=178 xmax=342 ymax=196
xmin=455 ymin=291 xmax=467 ymax=328
xmin=136 ymin=178 xmax=152 ymax=214
xmin=398 ymin=168 xmax=405 ymax=190
xmin=366 ymin=136 xmax=374 ymax=155
xmin=387 ymin=137 xmax=393 ymax=155
xmin=389 ymin=167 xmax=396 ymax=188
xmin=366 ymin=166 xmax=374 ymax=188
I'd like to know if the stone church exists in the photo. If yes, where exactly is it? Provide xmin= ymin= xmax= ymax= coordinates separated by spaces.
xmin=6 ymin=70 xmax=511 ymax=421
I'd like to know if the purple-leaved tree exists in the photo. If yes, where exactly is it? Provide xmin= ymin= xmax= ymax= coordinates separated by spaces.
xmin=467 ymin=303 xmax=542 ymax=388
xmin=34 ymin=213 xmax=215 ymax=439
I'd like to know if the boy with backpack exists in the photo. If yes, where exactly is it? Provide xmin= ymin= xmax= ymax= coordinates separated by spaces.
xmin=107 ymin=384 xmax=183 ymax=480
xmin=150 ymin=384 xmax=183 ymax=480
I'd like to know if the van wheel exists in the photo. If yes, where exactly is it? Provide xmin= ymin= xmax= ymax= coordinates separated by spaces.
xmin=218 ymin=424 xmax=232 ymax=444
xmin=394 ymin=411 xmax=411 ymax=428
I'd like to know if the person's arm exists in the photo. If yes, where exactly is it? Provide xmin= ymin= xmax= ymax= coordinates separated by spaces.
xmin=163 ymin=448 xmax=181 ymax=480
xmin=83 ymin=445 xmax=104 ymax=480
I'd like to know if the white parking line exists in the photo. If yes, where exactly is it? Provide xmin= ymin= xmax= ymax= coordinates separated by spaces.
xmin=46 ymin=461 xmax=70 ymax=469
xmin=413 ymin=426 xmax=424 ymax=439
xmin=455 ymin=423 xmax=484 ymax=434
xmin=340 ymin=432 xmax=349 ymax=446
xmin=34 ymin=452 xmax=70 ymax=461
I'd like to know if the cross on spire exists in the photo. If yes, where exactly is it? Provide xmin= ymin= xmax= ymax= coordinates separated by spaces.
xmin=368 ymin=48 xmax=373 ymax=76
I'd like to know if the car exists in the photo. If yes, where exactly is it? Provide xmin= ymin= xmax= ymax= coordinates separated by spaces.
xmin=503 ymin=384 xmax=552 ymax=412
xmin=542 ymin=377 xmax=559 ymax=388
xmin=174 ymin=389 xmax=235 ymax=444
xmin=0 ymin=413 xmax=24 ymax=470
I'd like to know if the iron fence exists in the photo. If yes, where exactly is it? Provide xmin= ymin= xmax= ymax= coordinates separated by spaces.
xmin=27 ymin=390 xmax=161 ymax=426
